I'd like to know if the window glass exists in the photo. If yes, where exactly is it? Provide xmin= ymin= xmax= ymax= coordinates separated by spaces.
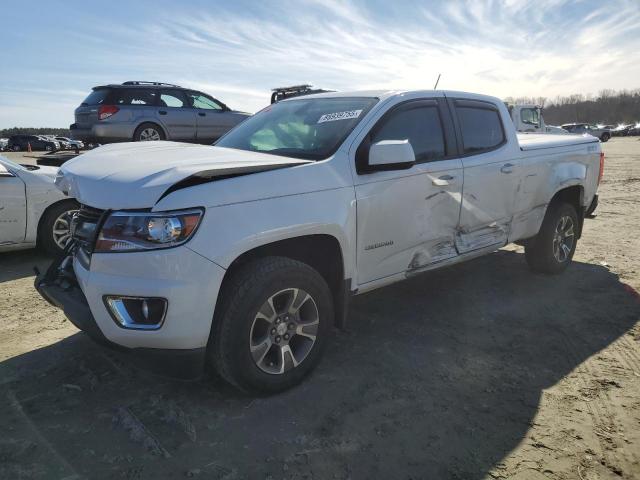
xmin=81 ymin=89 xmax=109 ymax=106
xmin=159 ymin=90 xmax=187 ymax=108
xmin=217 ymin=97 xmax=378 ymax=160
xmin=189 ymin=93 xmax=222 ymax=110
xmin=520 ymin=108 xmax=540 ymax=125
xmin=456 ymin=106 xmax=505 ymax=153
xmin=111 ymin=89 xmax=158 ymax=106
xmin=372 ymin=105 xmax=446 ymax=162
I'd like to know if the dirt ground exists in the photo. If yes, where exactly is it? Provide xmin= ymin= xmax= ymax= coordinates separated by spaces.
xmin=1 ymin=139 xmax=639 ymax=480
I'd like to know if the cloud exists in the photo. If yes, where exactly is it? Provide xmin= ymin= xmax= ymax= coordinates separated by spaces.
xmin=1 ymin=0 xmax=639 ymax=127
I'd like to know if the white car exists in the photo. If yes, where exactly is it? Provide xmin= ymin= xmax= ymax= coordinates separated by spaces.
xmin=0 ymin=156 xmax=78 ymax=255
xmin=38 ymin=90 xmax=602 ymax=394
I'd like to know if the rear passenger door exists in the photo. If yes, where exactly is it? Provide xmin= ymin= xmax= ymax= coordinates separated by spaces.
xmin=449 ymin=98 xmax=519 ymax=253
xmin=156 ymin=90 xmax=196 ymax=141
xmin=354 ymin=99 xmax=463 ymax=285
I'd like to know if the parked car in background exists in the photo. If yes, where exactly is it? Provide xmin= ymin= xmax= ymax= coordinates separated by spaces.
xmin=0 ymin=156 xmax=78 ymax=255
xmin=612 ymin=124 xmax=632 ymax=136
xmin=55 ymin=136 xmax=84 ymax=149
xmin=561 ymin=123 xmax=612 ymax=142
xmin=42 ymin=90 xmax=602 ymax=393
xmin=628 ymin=124 xmax=640 ymax=136
xmin=70 ymin=81 xmax=250 ymax=145
xmin=43 ymin=135 xmax=71 ymax=149
xmin=7 ymin=135 xmax=60 ymax=151
xmin=0 ymin=138 xmax=8 ymax=151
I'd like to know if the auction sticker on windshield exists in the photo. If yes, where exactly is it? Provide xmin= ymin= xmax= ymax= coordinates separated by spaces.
xmin=317 ymin=110 xmax=363 ymax=123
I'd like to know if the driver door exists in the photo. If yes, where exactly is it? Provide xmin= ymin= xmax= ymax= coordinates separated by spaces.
xmin=0 ymin=164 xmax=26 ymax=244
xmin=354 ymin=99 xmax=463 ymax=285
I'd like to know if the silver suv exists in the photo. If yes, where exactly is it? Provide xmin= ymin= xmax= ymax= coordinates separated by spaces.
xmin=70 ymin=81 xmax=250 ymax=144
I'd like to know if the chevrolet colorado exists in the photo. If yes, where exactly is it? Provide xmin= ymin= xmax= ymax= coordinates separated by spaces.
xmin=36 ymin=90 xmax=603 ymax=393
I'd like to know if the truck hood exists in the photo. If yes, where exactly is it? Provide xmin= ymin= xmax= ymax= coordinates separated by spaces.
xmin=56 ymin=141 xmax=310 ymax=209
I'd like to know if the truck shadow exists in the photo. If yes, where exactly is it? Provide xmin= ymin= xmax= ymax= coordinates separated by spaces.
xmin=0 ymin=249 xmax=51 ymax=283
xmin=1 ymin=250 xmax=638 ymax=479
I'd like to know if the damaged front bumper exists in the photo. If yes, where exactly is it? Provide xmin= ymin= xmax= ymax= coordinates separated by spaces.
xmin=34 ymin=253 xmax=206 ymax=379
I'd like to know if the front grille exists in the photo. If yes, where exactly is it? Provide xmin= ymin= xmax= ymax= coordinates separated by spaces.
xmin=73 ymin=205 xmax=106 ymax=266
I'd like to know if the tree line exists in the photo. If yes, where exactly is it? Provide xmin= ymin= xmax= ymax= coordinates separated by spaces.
xmin=0 ymin=127 xmax=72 ymax=138
xmin=504 ymin=89 xmax=640 ymax=125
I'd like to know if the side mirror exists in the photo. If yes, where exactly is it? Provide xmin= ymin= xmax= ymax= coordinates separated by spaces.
xmin=368 ymin=140 xmax=415 ymax=170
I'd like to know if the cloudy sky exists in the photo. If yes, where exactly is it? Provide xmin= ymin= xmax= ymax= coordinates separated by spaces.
xmin=1 ymin=0 xmax=639 ymax=128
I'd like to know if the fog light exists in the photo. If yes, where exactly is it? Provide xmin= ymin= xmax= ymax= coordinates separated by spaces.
xmin=103 ymin=296 xmax=167 ymax=330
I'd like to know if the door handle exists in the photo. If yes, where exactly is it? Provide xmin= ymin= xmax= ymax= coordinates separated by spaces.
xmin=158 ymin=110 xmax=167 ymax=115
xmin=432 ymin=174 xmax=455 ymax=186
xmin=500 ymin=163 xmax=515 ymax=174
xmin=198 ymin=112 xmax=206 ymax=117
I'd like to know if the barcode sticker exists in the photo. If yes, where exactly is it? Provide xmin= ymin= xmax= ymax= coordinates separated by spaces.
xmin=317 ymin=110 xmax=363 ymax=123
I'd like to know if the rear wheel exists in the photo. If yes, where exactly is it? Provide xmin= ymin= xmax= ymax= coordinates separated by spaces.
xmin=12 ymin=145 xmax=21 ymax=152
xmin=600 ymin=133 xmax=610 ymax=142
xmin=38 ymin=200 xmax=80 ymax=256
xmin=210 ymin=256 xmax=333 ymax=394
xmin=134 ymin=123 xmax=165 ymax=142
xmin=525 ymin=202 xmax=579 ymax=274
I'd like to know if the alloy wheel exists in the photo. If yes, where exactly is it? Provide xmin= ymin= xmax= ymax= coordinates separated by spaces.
xmin=52 ymin=209 xmax=78 ymax=250
xmin=249 ymin=288 xmax=319 ymax=375
xmin=139 ymin=128 xmax=161 ymax=141
xmin=552 ymin=215 xmax=575 ymax=262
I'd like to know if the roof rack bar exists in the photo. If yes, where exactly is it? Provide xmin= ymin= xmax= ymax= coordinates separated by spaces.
xmin=122 ymin=81 xmax=182 ymax=88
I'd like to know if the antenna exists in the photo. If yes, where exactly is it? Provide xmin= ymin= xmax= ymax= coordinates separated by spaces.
xmin=433 ymin=74 xmax=441 ymax=90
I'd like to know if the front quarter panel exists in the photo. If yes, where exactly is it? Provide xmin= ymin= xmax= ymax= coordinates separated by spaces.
xmin=16 ymin=168 xmax=69 ymax=242
xmin=186 ymin=187 xmax=357 ymax=281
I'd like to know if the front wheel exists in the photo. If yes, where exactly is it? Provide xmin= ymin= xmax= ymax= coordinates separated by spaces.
xmin=210 ymin=257 xmax=333 ymax=394
xmin=600 ymin=133 xmax=610 ymax=142
xmin=525 ymin=202 xmax=579 ymax=274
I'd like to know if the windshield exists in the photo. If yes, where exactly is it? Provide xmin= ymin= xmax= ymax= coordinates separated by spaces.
xmin=216 ymin=97 xmax=378 ymax=160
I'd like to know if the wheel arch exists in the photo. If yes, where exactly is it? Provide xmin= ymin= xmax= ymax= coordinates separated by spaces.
xmin=215 ymin=234 xmax=350 ymax=329
xmin=548 ymin=184 xmax=585 ymax=238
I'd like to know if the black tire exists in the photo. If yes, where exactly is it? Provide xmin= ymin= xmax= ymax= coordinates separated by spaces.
xmin=133 ymin=122 xmax=165 ymax=142
xmin=525 ymin=202 xmax=579 ymax=274
xmin=210 ymin=256 xmax=334 ymax=394
xmin=600 ymin=133 xmax=610 ymax=142
xmin=38 ymin=200 xmax=80 ymax=257
xmin=12 ymin=144 xmax=21 ymax=152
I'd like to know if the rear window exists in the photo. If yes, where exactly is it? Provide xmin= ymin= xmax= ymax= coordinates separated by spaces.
xmin=81 ymin=89 xmax=109 ymax=106
xmin=456 ymin=105 xmax=505 ymax=154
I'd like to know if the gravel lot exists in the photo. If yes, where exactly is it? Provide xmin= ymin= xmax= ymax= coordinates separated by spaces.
xmin=1 ymin=138 xmax=639 ymax=480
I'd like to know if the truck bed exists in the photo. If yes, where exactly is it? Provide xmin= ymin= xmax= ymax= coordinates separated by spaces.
xmin=517 ymin=133 xmax=599 ymax=151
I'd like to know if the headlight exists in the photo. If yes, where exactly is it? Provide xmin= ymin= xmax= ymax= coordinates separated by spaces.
xmin=95 ymin=208 xmax=204 ymax=252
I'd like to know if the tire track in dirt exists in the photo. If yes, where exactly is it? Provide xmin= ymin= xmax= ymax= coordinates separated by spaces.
xmin=558 ymin=327 xmax=628 ymax=478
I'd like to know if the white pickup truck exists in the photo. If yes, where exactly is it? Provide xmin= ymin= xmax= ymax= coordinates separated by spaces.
xmin=36 ymin=90 xmax=603 ymax=393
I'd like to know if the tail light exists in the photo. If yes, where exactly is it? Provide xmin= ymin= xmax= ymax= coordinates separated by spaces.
xmin=98 ymin=105 xmax=119 ymax=120
xmin=598 ymin=152 xmax=605 ymax=185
